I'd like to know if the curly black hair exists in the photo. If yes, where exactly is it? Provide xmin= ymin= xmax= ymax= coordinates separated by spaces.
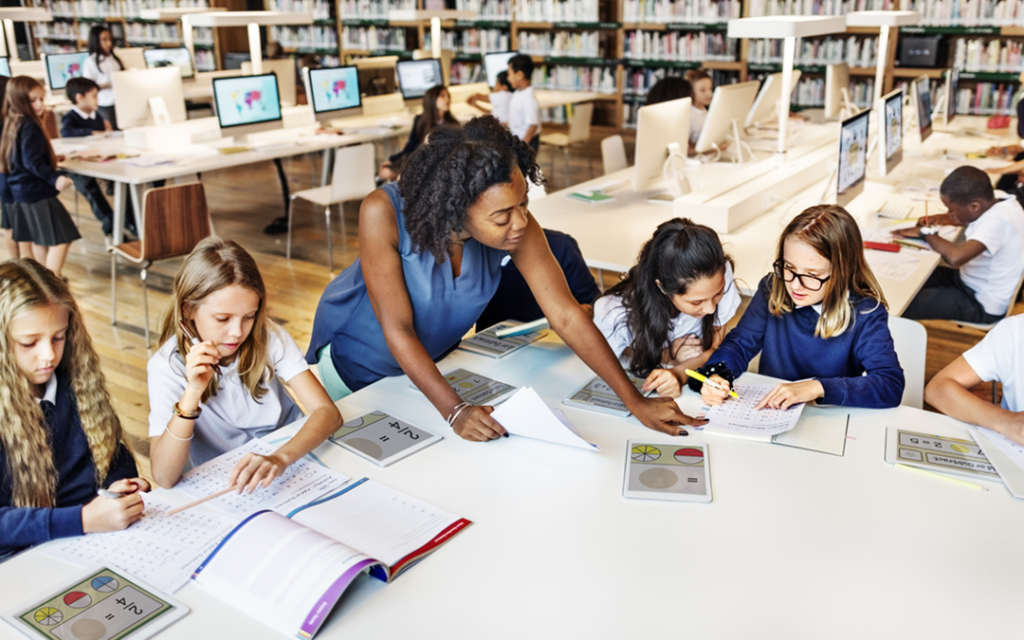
xmin=398 ymin=115 xmax=544 ymax=263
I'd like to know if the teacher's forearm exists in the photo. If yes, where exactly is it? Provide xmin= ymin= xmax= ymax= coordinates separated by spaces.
xmin=384 ymin=324 xmax=464 ymax=418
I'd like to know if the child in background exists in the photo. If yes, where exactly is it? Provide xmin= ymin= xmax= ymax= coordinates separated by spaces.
xmin=148 ymin=237 xmax=342 ymax=491
xmin=0 ymin=75 xmax=16 ymax=259
xmin=697 ymin=205 xmax=905 ymax=410
xmin=468 ymin=71 xmax=513 ymax=124
xmin=595 ymin=218 xmax=740 ymax=399
xmin=0 ymin=76 xmax=77 ymax=277
xmin=685 ymin=69 xmax=713 ymax=145
xmin=0 ymin=259 xmax=149 ymax=556
xmin=379 ymin=84 xmax=458 ymax=181
xmin=644 ymin=75 xmax=698 ymax=156
xmin=60 ymin=77 xmax=137 ymax=240
xmin=82 ymin=25 xmax=123 ymax=130
xmin=507 ymin=54 xmax=541 ymax=153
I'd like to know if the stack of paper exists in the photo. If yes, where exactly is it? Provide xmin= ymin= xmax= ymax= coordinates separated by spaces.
xmin=702 ymin=383 xmax=805 ymax=442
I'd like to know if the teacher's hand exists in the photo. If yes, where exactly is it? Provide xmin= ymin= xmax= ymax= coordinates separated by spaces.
xmin=453 ymin=405 xmax=508 ymax=442
xmin=631 ymin=396 xmax=707 ymax=436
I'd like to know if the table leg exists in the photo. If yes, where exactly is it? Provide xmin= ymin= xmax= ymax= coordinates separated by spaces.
xmin=112 ymin=181 xmax=126 ymax=245
xmin=321 ymin=148 xmax=332 ymax=187
xmin=129 ymin=184 xmax=142 ymax=240
xmin=274 ymin=158 xmax=290 ymax=212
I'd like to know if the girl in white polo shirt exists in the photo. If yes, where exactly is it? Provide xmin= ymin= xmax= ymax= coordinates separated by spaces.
xmin=593 ymin=217 xmax=741 ymax=398
xmin=82 ymin=25 xmax=123 ymax=129
xmin=147 ymin=237 xmax=342 ymax=492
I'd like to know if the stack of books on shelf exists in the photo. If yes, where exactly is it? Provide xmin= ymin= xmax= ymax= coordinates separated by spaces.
xmin=515 ymin=0 xmax=600 ymax=22
xmin=748 ymin=35 xmax=878 ymax=68
xmin=903 ymin=0 xmax=1024 ymax=26
xmin=518 ymin=31 xmax=602 ymax=57
xmin=954 ymin=38 xmax=1024 ymax=73
xmin=624 ymin=30 xmax=738 ymax=62
xmin=623 ymin=0 xmax=741 ymax=23
xmin=342 ymin=26 xmax=407 ymax=51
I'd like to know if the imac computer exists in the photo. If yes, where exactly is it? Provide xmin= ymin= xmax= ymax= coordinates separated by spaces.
xmin=745 ymin=70 xmax=802 ymax=128
xmin=911 ymin=74 xmax=933 ymax=143
xmin=143 ymin=47 xmax=194 ymax=79
xmin=354 ymin=56 xmax=398 ymax=97
xmin=212 ymin=73 xmax=283 ymax=139
xmin=824 ymin=63 xmax=851 ymax=119
xmin=633 ymin=97 xmax=691 ymax=192
xmin=837 ymin=109 xmax=870 ymax=207
xmin=878 ymin=88 xmax=903 ymax=177
xmin=0 ymin=57 xmax=10 ymax=77
xmin=44 ymin=52 xmax=88 ymax=91
xmin=112 ymin=67 xmax=186 ymax=129
xmin=396 ymin=58 xmax=443 ymax=100
xmin=943 ymin=68 xmax=958 ymax=125
xmin=694 ymin=80 xmax=760 ymax=156
xmin=307 ymin=66 xmax=362 ymax=124
xmin=484 ymin=51 xmax=518 ymax=88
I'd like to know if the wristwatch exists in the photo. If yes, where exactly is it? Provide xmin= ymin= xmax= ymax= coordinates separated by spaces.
xmin=919 ymin=225 xmax=939 ymax=236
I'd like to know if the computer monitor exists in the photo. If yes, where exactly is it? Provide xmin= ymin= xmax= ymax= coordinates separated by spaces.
xmin=484 ymin=51 xmax=517 ymax=88
xmin=745 ymin=70 xmax=802 ymax=128
xmin=837 ymin=109 xmax=870 ymax=207
xmin=694 ymin=80 xmax=760 ymax=155
xmin=112 ymin=67 xmax=186 ymax=129
xmin=307 ymin=66 xmax=362 ymax=123
xmin=354 ymin=56 xmax=398 ymax=97
xmin=44 ymin=52 xmax=88 ymax=91
xmin=878 ymin=89 xmax=903 ymax=178
xmin=0 ymin=57 xmax=10 ymax=77
xmin=943 ymin=68 xmax=958 ymax=125
xmin=824 ymin=63 xmax=850 ymax=119
xmin=143 ymin=47 xmax=194 ymax=79
xmin=396 ymin=58 xmax=443 ymax=100
xmin=912 ymin=74 xmax=933 ymax=143
xmin=633 ymin=97 xmax=691 ymax=191
xmin=212 ymin=73 xmax=283 ymax=137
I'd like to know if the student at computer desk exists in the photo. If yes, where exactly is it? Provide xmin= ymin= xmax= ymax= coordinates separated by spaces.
xmin=896 ymin=166 xmax=1024 ymax=324
xmin=379 ymin=84 xmax=458 ymax=182
xmin=307 ymin=116 xmax=707 ymax=441
xmin=643 ymin=76 xmax=697 ymax=156
xmin=685 ymin=69 xmax=713 ymax=147
xmin=697 ymin=205 xmax=905 ymax=410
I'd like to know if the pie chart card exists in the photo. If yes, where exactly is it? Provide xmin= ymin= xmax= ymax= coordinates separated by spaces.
xmin=329 ymin=410 xmax=442 ymax=467
xmin=622 ymin=440 xmax=713 ymax=502
xmin=3 ymin=565 xmax=187 ymax=640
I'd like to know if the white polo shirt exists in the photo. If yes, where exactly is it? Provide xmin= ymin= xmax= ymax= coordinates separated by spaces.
xmin=508 ymin=85 xmax=540 ymax=141
xmin=147 ymin=321 xmax=309 ymax=467
xmin=82 ymin=53 xmax=122 ymax=107
xmin=960 ymin=197 xmax=1024 ymax=317
xmin=490 ymin=91 xmax=512 ymax=124
xmin=964 ymin=314 xmax=1024 ymax=412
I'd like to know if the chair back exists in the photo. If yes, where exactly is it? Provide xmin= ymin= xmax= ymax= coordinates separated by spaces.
xmin=362 ymin=93 xmax=407 ymax=116
xmin=140 ymin=182 xmax=212 ymax=262
xmin=567 ymin=102 xmax=594 ymax=144
xmin=888 ymin=316 xmax=928 ymax=409
xmin=601 ymin=134 xmax=627 ymax=174
xmin=331 ymin=144 xmax=377 ymax=203
xmin=242 ymin=59 xmax=296 ymax=106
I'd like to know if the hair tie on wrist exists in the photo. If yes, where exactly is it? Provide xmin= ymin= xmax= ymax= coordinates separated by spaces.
xmin=447 ymin=401 xmax=471 ymax=427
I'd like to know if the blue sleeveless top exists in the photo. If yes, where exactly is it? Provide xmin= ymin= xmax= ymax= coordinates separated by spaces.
xmin=306 ymin=182 xmax=507 ymax=391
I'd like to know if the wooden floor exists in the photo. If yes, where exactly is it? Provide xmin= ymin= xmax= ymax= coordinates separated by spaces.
xmin=1 ymin=125 xmax=1010 ymax=480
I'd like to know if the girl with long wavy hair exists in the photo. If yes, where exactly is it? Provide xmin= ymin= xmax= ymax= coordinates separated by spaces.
xmin=148 ymin=237 xmax=342 ymax=491
xmin=0 ymin=259 xmax=148 ymax=555
xmin=594 ymin=218 xmax=740 ymax=398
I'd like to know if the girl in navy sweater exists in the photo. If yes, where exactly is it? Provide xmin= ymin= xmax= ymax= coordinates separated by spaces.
xmin=0 ymin=76 xmax=77 ymax=276
xmin=0 ymin=259 xmax=149 ymax=556
xmin=697 ymin=205 xmax=905 ymax=410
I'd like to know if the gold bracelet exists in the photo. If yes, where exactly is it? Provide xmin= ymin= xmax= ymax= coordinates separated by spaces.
xmin=173 ymin=402 xmax=201 ymax=420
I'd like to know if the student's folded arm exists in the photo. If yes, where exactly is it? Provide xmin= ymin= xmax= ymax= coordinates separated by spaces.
xmin=928 ymin=345 xmax=1024 ymax=445
xmin=928 ymin=237 xmax=986 ymax=269
xmin=60 ymin=123 xmax=95 ymax=138
xmin=0 ymin=505 xmax=84 ymax=554
xmin=703 ymin=281 xmax=770 ymax=382
xmin=818 ymin=305 xmax=905 ymax=409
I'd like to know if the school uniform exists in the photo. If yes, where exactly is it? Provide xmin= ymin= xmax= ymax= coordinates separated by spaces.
xmin=0 ymin=368 xmax=139 ymax=554
xmin=508 ymin=85 xmax=541 ymax=153
xmin=691 ymin=275 xmax=905 ymax=409
xmin=964 ymin=314 xmax=1024 ymax=412
xmin=594 ymin=261 xmax=741 ymax=358
xmin=689 ymin=106 xmax=707 ymax=144
xmin=147 ymin=322 xmax=309 ymax=467
xmin=0 ymin=121 xmax=11 ymax=234
xmin=4 ymin=120 xmax=79 ymax=246
xmin=82 ymin=53 xmax=123 ymax=129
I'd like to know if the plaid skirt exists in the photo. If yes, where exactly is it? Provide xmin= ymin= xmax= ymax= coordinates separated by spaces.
xmin=8 ymin=197 xmax=81 ymax=246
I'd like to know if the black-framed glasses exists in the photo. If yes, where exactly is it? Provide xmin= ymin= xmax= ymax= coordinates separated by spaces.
xmin=773 ymin=260 xmax=831 ymax=292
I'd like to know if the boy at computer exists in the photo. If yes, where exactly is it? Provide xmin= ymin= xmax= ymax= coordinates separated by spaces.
xmin=897 ymin=165 xmax=1024 ymax=323
xmin=506 ymin=54 xmax=541 ymax=153
xmin=60 ymin=77 xmax=137 ymax=239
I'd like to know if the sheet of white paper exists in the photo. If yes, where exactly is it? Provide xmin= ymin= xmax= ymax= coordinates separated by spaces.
xmin=45 ymin=492 xmax=237 ymax=593
xmin=175 ymin=439 xmax=350 ymax=517
xmin=492 ymin=388 xmax=599 ymax=451
xmin=703 ymin=383 xmax=805 ymax=438
xmin=864 ymin=252 xmax=920 ymax=281
xmin=969 ymin=426 xmax=1024 ymax=498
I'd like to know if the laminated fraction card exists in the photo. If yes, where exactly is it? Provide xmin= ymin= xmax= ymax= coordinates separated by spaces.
xmin=563 ymin=374 xmax=647 ymax=416
xmin=622 ymin=441 xmax=712 ymax=502
xmin=411 ymin=368 xmax=517 ymax=405
xmin=884 ymin=428 xmax=1000 ymax=481
xmin=3 ymin=566 xmax=187 ymax=640
xmin=458 ymin=321 xmax=546 ymax=358
xmin=328 ymin=410 xmax=442 ymax=467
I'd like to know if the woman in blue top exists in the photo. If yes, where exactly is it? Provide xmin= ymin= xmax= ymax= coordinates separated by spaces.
xmin=695 ymin=205 xmax=905 ymax=410
xmin=308 ymin=116 xmax=704 ymax=441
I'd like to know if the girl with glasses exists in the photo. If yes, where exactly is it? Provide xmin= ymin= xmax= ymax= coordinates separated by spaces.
xmin=694 ymin=205 xmax=905 ymax=410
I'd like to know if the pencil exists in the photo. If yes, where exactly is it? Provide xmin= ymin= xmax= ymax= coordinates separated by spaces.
xmin=895 ymin=463 xmax=988 ymax=491
xmin=684 ymin=369 xmax=740 ymax=399
xmin=924 ymin=201 xmax=930 ymax=226
xmin=164 ymin=486 xmax=237 ymax=517
xmin=179 ymin=320 xmax=222 ymax=376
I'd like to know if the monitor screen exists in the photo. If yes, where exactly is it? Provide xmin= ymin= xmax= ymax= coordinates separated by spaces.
xmin=0 ymin=57 xmax=10 ymax=77
xmin=143 ymin=47 xmax=194 ymax=79
xmin=309 ymin=66 xmax=361 ymax=115
xmin=914 ymin=75 xmax=933 ymax=139
xmin=45 ymin=52 xmax=88 ymax=90
xmin=213 ymin=74 xmax=283 ymax=129
xmin=396 ymin=59 xmax=443 ymax=100
xmin=838 ymin=110 xmax=870 ymax=201
xmin=945 ymin=69 xmax=958 ymax=124
xmin=484 ymin=51 xmax=517 ymax=88
xmin=884 ymin=92 xmax=902 ymax=162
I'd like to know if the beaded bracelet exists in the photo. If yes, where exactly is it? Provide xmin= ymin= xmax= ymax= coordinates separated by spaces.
xmin=173 ymin=402 xmax=201 ymax=420
xmin=447 ymin=401 xmax=471 ymax=427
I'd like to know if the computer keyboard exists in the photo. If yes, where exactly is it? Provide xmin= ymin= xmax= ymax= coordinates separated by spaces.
xmin=876 ymin=200 xmax=914 ymax=219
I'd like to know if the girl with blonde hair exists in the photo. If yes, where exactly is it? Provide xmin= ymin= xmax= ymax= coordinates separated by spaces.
xmin=148 ymin=237 xmax=342 ymax=492
xmin=696 ymin=205 xmax=905 ymax=410
xmin=0 ymin=259 xmax=148 ymax=555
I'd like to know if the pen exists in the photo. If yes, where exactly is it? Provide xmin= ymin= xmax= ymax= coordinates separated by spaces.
xmin=684 ymin=369 xmax=740 ymax=399
xmin=895 ymin=463 xmax=988 ymax=491
xmin=179 ymin=320 xmax=222 ymax=376
xmin=97 ymin=489 xmax=125 ymax=499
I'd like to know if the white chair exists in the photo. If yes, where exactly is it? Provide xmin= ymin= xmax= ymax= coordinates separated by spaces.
xmin=601 ymin=134 xmax=628 ymax=175
xmin=287 ymin=143 xmax=376 ymax=273
xmin=539 ymin=102 xmax=594 ymax=187
xmin=888 ymin=316 xmax=928 ymax=409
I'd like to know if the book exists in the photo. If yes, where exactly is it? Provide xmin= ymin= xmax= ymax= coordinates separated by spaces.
xmin=459 ymin=320 xmax=546 ymax=359
xmin=191 ymin=478 xmax=472 ymax=639
xmin=563 ymin=373 xmax=647 ymax=417
xmin=567 ymin=191 xmax=616 ymax=204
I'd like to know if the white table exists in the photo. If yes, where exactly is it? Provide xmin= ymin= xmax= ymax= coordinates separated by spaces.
xmin=1 ymin=334 xmax=1020 ymax=639
xmin=450 ymin=89 xmax=604 ymax=122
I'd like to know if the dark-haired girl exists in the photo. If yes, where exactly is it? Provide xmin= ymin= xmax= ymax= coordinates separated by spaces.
xmin=594 ymin=218 xmax=740 ymax=399
xmin=308 ymin=116 xmax=705 ymax=441
xmin=379 ymin=84 xmax=459 ymax=181
xmin=82 ymin=25 xmax=123 ymax=129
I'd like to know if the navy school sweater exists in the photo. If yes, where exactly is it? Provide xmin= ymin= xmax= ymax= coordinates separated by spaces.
xmin=61 ymin=108 xmax=106 ymax=138
xmin=4 ymin=120 xmax=64 ymax=203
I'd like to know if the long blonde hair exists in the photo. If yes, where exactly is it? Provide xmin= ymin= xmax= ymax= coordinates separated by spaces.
xmin=768 ymin=205 xmax=886 ymax=338
xmin=0 ymin=260 xmax=125 ymax=507
xmin=0 ymin=76 xmax=55 ymax=174
xmin=159 ymin=238 xmax=272 ymax=403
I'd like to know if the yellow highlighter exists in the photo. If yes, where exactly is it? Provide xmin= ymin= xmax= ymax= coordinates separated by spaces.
xmin=685 ymin=369 xmax=740 ymax=399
